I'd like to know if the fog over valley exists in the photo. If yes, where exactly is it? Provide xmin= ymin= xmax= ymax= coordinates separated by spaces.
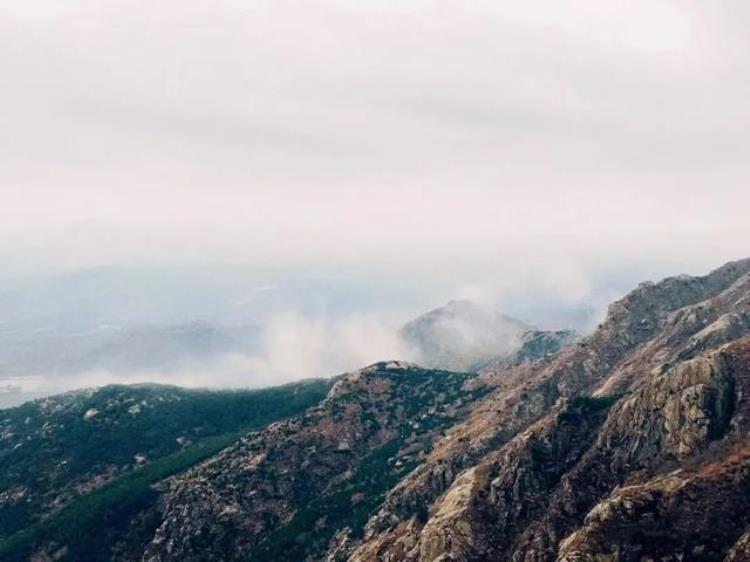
xmin=3 ymin=1 xmax=749 ymax=400
xmin=0 ymin=264 xmax=614 ymax=404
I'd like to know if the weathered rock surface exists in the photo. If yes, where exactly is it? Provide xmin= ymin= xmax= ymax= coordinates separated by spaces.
xmin=338 ymin=258 xmax=750 ymax=562
xmin=142 ymin=363 xmax=484 ymax=562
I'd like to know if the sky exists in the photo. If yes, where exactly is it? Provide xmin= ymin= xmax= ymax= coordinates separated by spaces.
xmin=1 ymin=0 xmax=748 ymax=277
xmin=1 ymin=1 xmax=749 ymax=393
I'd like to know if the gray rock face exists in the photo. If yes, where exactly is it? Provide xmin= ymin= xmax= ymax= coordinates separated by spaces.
xmin=141 ymin=363 xmax=484 ymax=562
xmin=341 ymin=258 xmax=750 ymax=562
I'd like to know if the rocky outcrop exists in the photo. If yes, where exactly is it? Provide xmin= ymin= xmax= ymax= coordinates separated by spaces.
xmin=142 ymin=363 xmax=484 ymax=562
xmin=356 ymin=347 xmax=740 ymax=562
xmin=342 ymin=259 xmax=750 ymax=562
xmin=557 ymin=442 xmax=750 ymax=562
xmin=507 ymin=339 xmax=750 ymax=562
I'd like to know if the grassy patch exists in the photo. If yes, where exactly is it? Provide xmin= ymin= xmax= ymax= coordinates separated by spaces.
xmin=563 ymin=394 xmax=621 ymax=418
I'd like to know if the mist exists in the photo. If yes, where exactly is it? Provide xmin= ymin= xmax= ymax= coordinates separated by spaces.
xmin=0 ymin=263 xmax=611 ymax=402
xmin=2 ymin=2 xmax=750 ymax=398
xmin=34 ymin=310 xmax=411 ymax=392
xmin=2 ymin=1 xmax=749 ymax=274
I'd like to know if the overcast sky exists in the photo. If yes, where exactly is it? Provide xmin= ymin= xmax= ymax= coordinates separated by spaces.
xmin=1 ymin=1 xmax=749 ymax=295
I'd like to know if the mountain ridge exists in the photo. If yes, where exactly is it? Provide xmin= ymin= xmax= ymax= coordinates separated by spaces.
xmin=4 ymin=258 xmax=750 ymax=561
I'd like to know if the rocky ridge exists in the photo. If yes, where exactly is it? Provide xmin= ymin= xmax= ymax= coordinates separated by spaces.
xmin=8 ymin=258 xmax=750 ymax=562
xmin=337 ymin=258 xmax=750 ymax=562
xmin=142 ymin=363 xmax=487 ymax=562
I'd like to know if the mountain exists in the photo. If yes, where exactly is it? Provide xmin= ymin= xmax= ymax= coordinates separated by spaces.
xmin=5 ymin=258 xmax=750 ymax=561
xmin=144 ymin=362 xmax=486 ymax=562
xmin=0 ymin=380 xmax=332 ymax=560
xmin=402 ymin=300 xmax=576 ymax=371
xmin=337 ymin=257 xmax=750 ymax=562
xmin=401 ymin=300 xmax=532 ymax=370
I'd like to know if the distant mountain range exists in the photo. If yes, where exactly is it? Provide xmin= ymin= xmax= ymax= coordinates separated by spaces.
xmin=65 ymin=322 xmax=250 ymax=373
xmin=0 ymin=322 xmax=256 ymax=375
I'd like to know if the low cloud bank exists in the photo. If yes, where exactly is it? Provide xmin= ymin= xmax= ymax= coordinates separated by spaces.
xmin=24 ymin=311 xmax=416 ymax=396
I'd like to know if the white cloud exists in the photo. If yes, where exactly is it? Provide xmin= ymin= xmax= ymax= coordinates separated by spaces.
xmin=0 ymin=1 xmax=748 ymax=327
xmin=34 ymin=310 xmax=415 ymax=393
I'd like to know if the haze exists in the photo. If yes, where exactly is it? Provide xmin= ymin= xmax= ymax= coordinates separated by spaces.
xmin=1 ymin=1 xmax=749 ymax=397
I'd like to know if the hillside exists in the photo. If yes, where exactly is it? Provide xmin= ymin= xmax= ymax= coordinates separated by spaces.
xmin=0 ymin=380 xmax=331 ymax=560
xmin=6 ymin=258 xmax=750 ymax=561
xmin=340 ymin=257 xmax=750 ymax=562
xmin=143 ymin=257 xmax=750 ymax=562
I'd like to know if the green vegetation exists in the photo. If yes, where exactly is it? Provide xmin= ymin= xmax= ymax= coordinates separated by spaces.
xmin=0 ymin=381 xmax=331 ymax=494
xmin=251 ymin=433 xmax=418 ymax=562
xmin=0 ymin=379 xmax=332 ymax=561
xmin=251 ymin=366 xmax=485 ymax=562
xmin=0 ymin=365 xmax=488 ymax=561
xmin=563 ymin=394 xmax=621 ymax=418
xmin=0 ymin=429 xmax=251 ymax=561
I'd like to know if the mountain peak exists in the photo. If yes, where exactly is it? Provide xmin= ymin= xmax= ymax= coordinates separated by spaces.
xmin=402 ymin=300 xmax=532 ymax=371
